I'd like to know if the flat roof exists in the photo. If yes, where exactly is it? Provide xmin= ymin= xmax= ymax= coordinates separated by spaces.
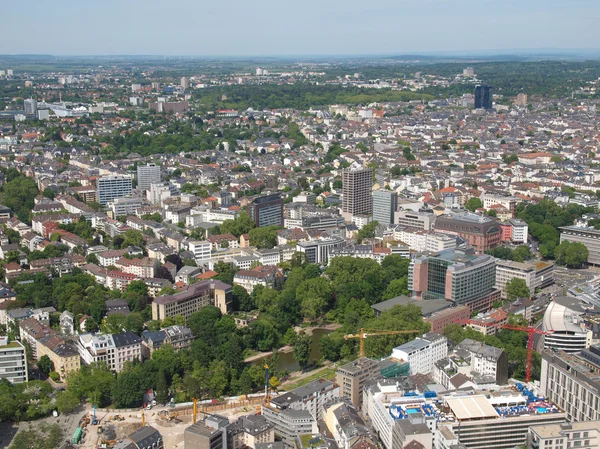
xmin=445 ymin=395 xmax=499 ymax=421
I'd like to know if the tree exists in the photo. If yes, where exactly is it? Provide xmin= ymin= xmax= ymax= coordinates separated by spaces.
xmin=358 ymin=221 xmax=379 ymax=240
xmin=465 ymin=197 xmax=483 ymax=211
xmin=120 ymin=230 xmax=144 ymax=248
xmin=124 ymin=313 xmax=144 ymax=335
xmin=219 ymin=212 xmax=256 ymax=237
xmin=55 ymin=390 xmax=80 ymax=414
xmin=42 ymin=188 xmax=55 ymax=200
xmin=512 ymin=245 xmax=532 ymax=262
xmin=100 ymin=314 xmax=126 ymax=334
xmin=382 ymin=277 xmax=409 ymax=300
xmin=555 ymin=241 xmax=588 ymax=267
xmin=293 ymin=332 xmax=312 ymax=369
xmin=112 ymin=371 xmax=143 ymax=408
xmin=248 ymin=226 xmax=281 ymax=249
xmin=155 ymin=368 xmax=169 ymax=404
xmin=505 ymin=278 xmax=531 ymax=301
xmin=296 ymin=277 xmax=332 ymax=320
xmin=0 ymin=173 xmax=39 ymax=222
xmin=232 ymin=284 xmax=253 ymax=311
xmin=37 ymin=355 xmax=54 ymax=375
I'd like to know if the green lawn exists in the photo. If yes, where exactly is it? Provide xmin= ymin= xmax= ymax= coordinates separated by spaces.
xmin=281 ymin=367 xmax=337 ymax=391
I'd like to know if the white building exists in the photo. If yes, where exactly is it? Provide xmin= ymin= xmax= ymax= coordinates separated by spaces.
xmin=542 ymin=296 xmax=593 ymax=352
xmin=189 ymin=240 xmax=212 ymax=262
xmin=528 ymin=421 xmax=600 ymax=449
xmin=137 ymin=163 xmax=161 ymax=191
xmin=392 ymin=333 xmax=447 ymax=375
xmin=97 ymin=175 xmax=133 ymax=205
xmin=296 ymin=237 xmax=345 ymax=265
xmin=495 ymin=259 xmax=554 ymax=298
xmin=77 ymin=331 xmax=142 ymax=372
xmin=0 ymin=337 xmax=28 ymax=383
xmin=108 ymin=197 xmax=142 ymax=217
xmin=509 ymin=218 xmax=528 ymax=244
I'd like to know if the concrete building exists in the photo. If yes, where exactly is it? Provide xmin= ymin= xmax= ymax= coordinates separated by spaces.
xmin=108 ymin=197 xmax=142 ymax=217
xmin=391 ymin=333 xmax=448 ymax=375
xmin=372 ymin=190 xmax=398 ymax=225
xmin=296 ymin=237 xmax=345 ymax=265
xmin=342 ymin=168 xmax=372 ymax=218
xmin=495 ymin=259 xmax=554 ymax=298
xmin=151 ymin=280 xmax=232 ymax=321
xmin=391 ymin=227 xmax=456 ymax=253
xmin=227 ymin=415 xmax=275 ymax=449
xmin=541 ymin=296 xmax=594 ymax=352
xmin=527 ymin=421 xmax=600 ymax=449
xmin=97 ymin=175 xmax=133 ymax=205
xmin=434 ymin=213 xmax=501 ymax=254
xmin=247 ymin=193 xmax=283 ymax=227
xmin=541 ymin=346 xmax=600 ymax=422
xmin=189 ymin=240 xmax=212 ymax=262
xmin=185 ymin=415 xmax=230 ymax=449
xmin=559 ymin=225 xmax=600 ymax=265
xmin=137 ymin=163 xmax=162 ymax=191
xmin=0 ymin=337 xmax=27 ymax=383
xmin=393 ymin=210 xmax=435 ymax=231
xmin=336 ymin=357 xmax=382 ymax=408
xmin=409 ymin=248 xmax=499 ymax=312
xmin=114 ymin=426 xmax=164 ymax=449
xmin=181 ymin=76 xmax=190 ymax=90
xmin=24 ymin=98 xmax=37 ymax=115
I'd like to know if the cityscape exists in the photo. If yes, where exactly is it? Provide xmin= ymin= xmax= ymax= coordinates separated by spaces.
xmin=3 ymin=2 xmax=600 ymax=449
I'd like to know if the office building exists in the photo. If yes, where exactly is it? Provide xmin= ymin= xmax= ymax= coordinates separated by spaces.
xmin=516 ymin=93 xmax=528 ymax=106
xmin=394 ymin=210 xmax=435 ymax=230
xmin=434 ymin=213 xmax=502 ymax=254
xmin=342 ymin=168 xmax=372 ymax=217
xmin=372 ymin=189 xmax=398 ymax=225
xmin=559 ymin=225 xmax=600 ymax=265
xmin=475 ymin=85 xmax=493 ymax=110
xmin=108 ymin=197 xmax=142 ymax=217
xmin=185 ymin=415 xmax=230 ymax=449
xmin=147 ymin=182 xmax=179 ymax=205
xmin=262 ymin=379 xmax=339 ymax=448
xmin=0 ymin=336 xmax=27 ymax=383
xmin=463 ymin=67 xmax=475 ymax=76
xmin=541 ymin=346 xmax=600 ymax=422
xmin=151 ymin=280 xmax=232 ymax=321
xmin=296 ymin=236 xmax=345 ymax=265
xmin=409 ymin=247 xmax=499 ymax=312
xmin=247 ymin=193 xmax=283 ymax=227
xmin=189 ymin=240 xmax=212 ymax=262
xmin=391 ymin=227 xmax=456 ymax=253
xmin=495 ymin=259 xmax=554 ymax=298
xmin=137 ymin=163 xmax=161 ymax=191
xmin=391 ymin=333 xmax=448 ymax=375
xmin=97 ymin=175 xmax=133 ymax=205
xmin=181 ymin=76 xmax=190 ymax=90
xmin=336 ymin=357 xmax=382 ymax=408
xmin=528 ymin=421 xmax=600 ymax=449
xmin=541 ymin=296 xmax=594 ymax=352
xmin=24 ymin=98 xmax=37 ymax=115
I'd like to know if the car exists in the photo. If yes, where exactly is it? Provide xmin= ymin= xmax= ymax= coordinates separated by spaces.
xmin=146 ymin=404 xmax=153 ymax=410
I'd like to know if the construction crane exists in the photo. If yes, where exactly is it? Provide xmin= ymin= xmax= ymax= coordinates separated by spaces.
xmin=344 ymin=328 xmax=420 ymax=357
xmin=193 ymin=398 xmax=198 ymax=424
xmin=501 ymin=324 xmax=553 ymax=383
xmin=264 ymin=363 xmax=271 ymax=405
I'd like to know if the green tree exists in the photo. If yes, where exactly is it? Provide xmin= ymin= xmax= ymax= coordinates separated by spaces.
xmin=120 ymin=230 xmax=144 ymax=248
xmin=555 ymin=241 xmax=588 ymax=267
xmin=112 ymin=371 xmax=143 ymax=408
xmin=0 ymin=173 xmax=39 ymax=222
xmin=296 ymin=277 xmax=333 ymax=320
xmin=505 ymin=278 xmax=531 ymax=301
xmin=358 ymin=221 xmax=379 ymax=240
xmin=465 ymin=197 xmax=483 ymax=211
xmin=382 ymin=277 xmax=409 ymax=300
xmin=100 ymin=314 xmax=126 ymax=334
xmin=124 ymin=312 xmax=145 ymax=335
xmin=248 ymin=226 xmax=281 ymax=249
xmin=293 ymin=332 xmax=312 ymax=369
xmin=37 ymin=355 xmax=54 ymax=375
xmin=155 ymin=368 xmax=169 ymax=404
xmin=55 ymin=390 xmax=80 ymax=414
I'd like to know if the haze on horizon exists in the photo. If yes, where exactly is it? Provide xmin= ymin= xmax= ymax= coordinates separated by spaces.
xmin=3 ymin=0 xmax=600 ymax=56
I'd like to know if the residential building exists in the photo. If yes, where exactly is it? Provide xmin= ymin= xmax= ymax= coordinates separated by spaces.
xmin=434 ymin=213 xmax=501 ymax=254
xmin=296 ymin=237 xmax=345 ymax=265
xmin=527 ymin=421 xmax=600 ymax=449
xmin=475 ymin=84 xmax=493 ymax=109
xmin=37 ymin=335 xmax=80 ymax=381
xmin=336 ymin=357 xmax=381 ymax=408
xmin=508 ymin=218 xmax=529 ymax=243
xmin=108 ymin=197 xmax=142 ymax=217
xmin=559 ymin=225 xmax=600 ymax=265
xmin=542 ymin=296 xmax=594 ymax=352
xmin=0 ymin=337 xmax=27 ymax=383
xmin=24 ymin=98 xmax=37 ymax=115
xmin=541 ymin=346 xmax=600 ymax=422
xmin=19 ymin=317 xmax=55 ymax=359
xmin=393 ymin=210 xmax=435 ymax=231
xmin=148 ymin=182 xmax=179 ymax=205
xmin=409 ymin=247 xmax=499 ymax=312
xmin=234 ymin=267 xmax=280 ymax=293
xmin=247 ymin=193 xmax=284 ymax=227
xmin=114 ymin=426 xmax=164 ymax=449
xmin=77 ymin=331 xmax=142 ymax=372
xmin=372 ymin=190 xmax=398 ymax=225
xmin=391 ymin=227 xmax=456 ymax=253
xmin=189 ymin=240 xmax=212 ymax=262
xmin=342 ymin=168 xmax=372 ymax=218
xmin=391 ymin=333 xmax=448 ymax=375
xmin=466 ymin=308 xmax=508 ymax=335
xmin=495 ymin=259 xmax=554 ymax=298
xmin=115 ymin=257 xmax=157 ymax=278
xmin=151 ymin=280 xmax=232 ymax=321
xmin=424 ymin=306 xmax=471 ymax=334
xmin=227 ymin=415 xmax=275 ymax=449
xmin=97 ymin=175 xmax=133 ymax=205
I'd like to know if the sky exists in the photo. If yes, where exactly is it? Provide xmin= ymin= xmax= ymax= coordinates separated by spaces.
xmin=2 ymin=0 xmax=600 ymax=56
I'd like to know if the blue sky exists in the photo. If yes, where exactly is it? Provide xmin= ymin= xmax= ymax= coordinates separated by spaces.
xmin=2 ymin=0 xmax=599 ymax=55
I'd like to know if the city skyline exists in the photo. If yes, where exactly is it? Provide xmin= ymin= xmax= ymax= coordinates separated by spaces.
xmin=2 ymin=0 xmax=600 ymax=56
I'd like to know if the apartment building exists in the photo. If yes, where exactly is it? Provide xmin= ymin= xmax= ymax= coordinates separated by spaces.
xmin=137 ymin=163 xmax=161 ymax=191
xmin=393 ymin=210 xmax=435 ymax=231
xmin=37 ymin=335 xmax=80 ymax=381
xmin=391 ymin=227 xmax=456 ymax=253
xmin=336 ymin=357 xmax=381 ymax=408
xmin=77 ymin=331 xmax=142 ymax=372
xmin=108 ymin=197 xmax=142 ymax=217
xmin=97 ymin=175 xmax=133 ymax=205
xmin=0 ymin=337 xmax=27 ymax=383
xmin=115 ymin=257 xmax=157 ymax=278
xmin=372 ymin=189 xmax=398 ymax=225
xmin=527 ymin=421 xmax=600 ymax=449
xmin=247 ymin=193 xmax=284 ymax=227
xmin=189 ymin=240 xmax=212 ymax=262
xmin=495 ymin=259 xmax=554 ymax=298
xmin=391 ymin=333 xmax=448 ymax=375
xmin=296 ymin=237 xmax=345 ymax=265
xmin=342 ymin=168 xmax=372 ymax=218
xmin=151 ymin=280 xmax=232 ymax=321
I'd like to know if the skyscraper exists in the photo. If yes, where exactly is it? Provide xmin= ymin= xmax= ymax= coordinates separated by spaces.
xmin=137 ymin=163 xmax=161 ymax=191
xmin=97 ymin=175 xmax=133 ymax=205
xmin=24 ymin=99 xmax=37 ymax=116
xmin=342 ymin=168 xmax=372 ymax=217
xmin=180 ymin=76 xmax=190 ymax=90
xmin=247 ymin=193 xmax=283 ymax=227
xmin=372 ymin=189 xmax=398 ymax=225
xmin=475 ymin=85 xmax=493 ymax=110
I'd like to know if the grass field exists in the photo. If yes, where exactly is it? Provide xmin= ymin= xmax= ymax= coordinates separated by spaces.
xmin=280 ymin=367 xmax=337 ymax=391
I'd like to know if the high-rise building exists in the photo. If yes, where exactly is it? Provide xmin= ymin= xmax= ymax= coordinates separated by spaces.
xmin=0 ymin=336 xmax=28 ymax=383
xmin=342 ymin=168 xmax=372 ymax=217
xmin=137 ymin=163 xmax=161 ymax=191
xmin=409 ymin=247 xmax=500 ymax=312
xmin=24 ymin=98 xmax=37 ymax=115
xmin=463 ymin=67 xmax=475 ymax=76
xmin=336 ymin=357 xmax=381 ymax=408
xmin=97 ymin=175 xmax=133 ymax=205
xmin=247 ymin=193 xmax=283 ymax=227
xmin=372 ymin=189 xmax=398 ymax=225
xmin=475 ymin=85 xmax=493 ymax=110
xmin=516 ymin=92 xmax=528 ymax=106
xmin=181 ymin=76 xmax=190 ymax=90
xmin=541 ymin=296 xmax=594 ymax=352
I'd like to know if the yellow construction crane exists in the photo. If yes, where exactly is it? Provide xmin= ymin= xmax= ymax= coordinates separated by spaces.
xmin=344 ymin=328 xmax=420 ymax=357
xmin=193 ymin=398 xmax=198 ymax=424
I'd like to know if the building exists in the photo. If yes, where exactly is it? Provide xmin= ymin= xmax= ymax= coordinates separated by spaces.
xmin=541 ymin=296 xmax=594 ymax=352
xmin=151 ymin=280 xmax=232 ymax=321
xmin=77 ymin=331 xmax=142 ymax=373
xmin=475 ymin=85 xmax=493 ymax=110
xmin=394 ymin=210 xmax=435 ymax=231
xmin=527 ymin=421 xmax=600 ymax=449
xmin=373 ymin=190 xmax=398 ymax=225
xmin=189 ymin=240 xmax=212 ymax=262
xmin=391 ymin=228 xmax=456 ymax=253
xmin=336 ymin=357 xmax=382 ymax=408
xmin=516 ymin=93 xmax=528 ymax=106
xmin=227 ymin=415 xmax=275 ymax=449
xmin=24 ymin=98 xmax=38 ymax=115
xmin=541 ymin=346 xmax=600 ymax=422
xmin=391 ymin=333 xmax=448 ymax=375
xmin=0 ymin=337 xmax=27 ymax=383
xmin=409 ymin=248 xmax=499 ymax=312
xmin=495 ymin=259 xmax=554 ymax=298
xmin=185 ymin=415 xmax=230 ymax=449
xmin=262 ymin=379 xmax=339 ymax=448
xmin=247 ymin=193 xmax=283 ymax=227
xmin=424 ymin=306 xmax=471 ymax=334
xmin=97 ymin=175 xmax=133 ymax=205
xmin=148 ymin=100 xmax=189 ymax=113
xmin=108 ymin=197 xmax=142 ymax=217
xmin=114 ymin=426 xmax=164 ymax=449
xmin=296 ymin=237 xmax=345 ymax=265
xmin=466 ymin=308 xmax=508 ymax=336
xmin=559 ymin=225 xmax=600 ymax=265
xmin=342 ymin=168 xmax=372 ymax=218
xmin=37 ymin=335 xmax=80 ymax=381
xmin=434 ymin=213 xmax=501 ymax=254
xmin=181 ymin=76 xmax=190 ymax=90
xmin=508 ymin=218 xmax=529 ymax=243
